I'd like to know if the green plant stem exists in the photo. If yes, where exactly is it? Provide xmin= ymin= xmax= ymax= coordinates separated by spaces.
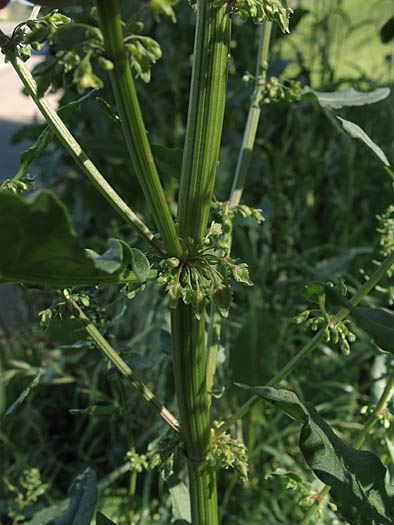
xmin=1 ymin=43 xmax=162 ymax=252
xmin=177 ymin=0 xmax=231 ymax=243
xmin=96 ymin=0 xmax=181 ymax=258
xmin=169 ymin=2 xmax=231 ymax=523
xmin=229 ymin=21 xmax=272 ymax=208
xmin=216 ymin=250 xmax=394 ymax=436
xmin=302 ymin=368 xmax=394 ymax=525
xmin=171 ymin=303 xmax=218 ymax=524
xmin=65 ymin=294 xmax=179 ymax=434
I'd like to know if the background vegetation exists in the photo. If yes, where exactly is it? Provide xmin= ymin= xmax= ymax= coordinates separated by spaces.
xmin=0 ymin=0 xmax=393 ymax=523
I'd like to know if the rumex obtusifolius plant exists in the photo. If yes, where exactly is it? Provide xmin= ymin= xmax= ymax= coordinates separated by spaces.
xmin=0 ymin=1 xmax=394 ymax=524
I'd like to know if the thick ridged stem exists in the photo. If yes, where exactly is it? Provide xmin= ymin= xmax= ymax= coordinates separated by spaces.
xmin=177 ymin=0 xmax=231 ymax=243
xmin=96 ymin=0 xmax=181 ymax=258
xmin=171 ymin=303 xmax=218 ymax=524
xmin=170 ymin=2 xmax=231 ymax=523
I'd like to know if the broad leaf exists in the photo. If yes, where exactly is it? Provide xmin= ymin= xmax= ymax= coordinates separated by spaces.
xmin=337 ymin=117 xmax=390 ymax=166
xmin=167 ymin=475 xmax=191 ymax=523
xmin=0 ymin=191 xmax=151 ymax=288
xmin=302 ymin=87 xmax=390 ymax=109
xmin=96 ymin=512 xmax=116 ymax=525
xmin=380 ymin=16 xmax=394 ymax=43
xmin=47 ymin=468 xmax=97 ymax=525
xmin=0 ymin=368 xmax=43 ymax=426
xmin=238 ymin=385 xmax=394 ymax=525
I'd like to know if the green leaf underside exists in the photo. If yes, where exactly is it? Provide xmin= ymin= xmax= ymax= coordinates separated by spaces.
xmin=47 ymin=468 xmax=97 ymax=525
xmin=302 ymin=87 xmax=390 ymax=109
xmin=238 ymin=385 xmax=394 ymax=525
xmin=0 ymin=191 xmax=150 ymax=288
xmin=337 ymin=117 xmax=390 ymax=166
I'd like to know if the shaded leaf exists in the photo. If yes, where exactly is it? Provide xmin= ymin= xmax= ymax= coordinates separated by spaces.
xmin=337 ymin=117 xmax=390 ymax=166
xmin=47 ymin=468 xmax=97 ymax=525
xmin=96 ymin=97 xmax=122 ymax=127
xmin=16 ymin=127 xmax=54 ymax=178
xmin=0 ymin=368 xmax=43 ymax=426
xmin=0 ymin=191 xmax=148 ymax=288
xmin=302 ymin=87 xmax=390 ymax=109
xmin=96 ymin=512 xmax=116 ymax=525
xmin=122 ymin=351 xmax=154 ymax=371
xmin=238 ymin=385 xmax=394 ymax=525
xmin=370 ymin=354 xmax=393 ymax=405
xmin=167 ymin=475 xmax=191 ymax=523
xmin=314 ymin=247 xmax=372 ymax=279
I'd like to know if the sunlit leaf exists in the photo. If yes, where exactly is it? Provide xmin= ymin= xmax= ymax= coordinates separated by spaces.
xmin=337 ymin=117 xmax=390 ymax=166
xmin=302 ymin=87 xmax=390 ymax=109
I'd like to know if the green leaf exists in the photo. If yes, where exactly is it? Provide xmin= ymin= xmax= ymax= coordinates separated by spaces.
xmin=302 ymin=282 xmax=325 ymax=301
xmin=122 ymin=351 xmax=154 ymax=371
xmin=0 ymin=368 xmax=43 ymax=426
xmin=151 ymin=144 xmax=183 ymax=179
xmin=238 ymin=385 xmax=394 ymax=525
xmin=314 ymin=247 xmax=372 ymax=279
xmin=130 ymin=248 xmax=150 ymax=282
xmin=167 ymin=475 xmax=191 ymax=523
xmin=96 ymin=512 xmax=116 ymax=525
xmin=0 ymin=191 xmax=147 ymax=288
xmin=96 ymin=97 xmax=122 ymax=127
xmin=337 ymin=117 xmax=390 ymax=166
xmin=16 ymin=127 xmax=54 ymax=178
xmin=69 ymin=405 xmax=117 ymax=416
xmin=47 ymin=468 xmax=97 ymax=525
xmin=349 ymin=307 xmax=394 ymax=354
xmin=302 ymin=87 xmax=390 ymax=109
xmin=370 ymin=354 xmax=392 ymax=405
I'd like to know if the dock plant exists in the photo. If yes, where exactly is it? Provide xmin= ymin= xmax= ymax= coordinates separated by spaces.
xmin=0 ymin=0 xmax=393 ymax=523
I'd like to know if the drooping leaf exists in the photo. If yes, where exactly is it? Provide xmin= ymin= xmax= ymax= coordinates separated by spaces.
xmin=96 ymin=97 xmax=122 ymax=127
xmin=96 ymin=512 xmax=116 ymax=525
xmin=337 ymin=117 xmax=390 ymax=166
xmin=16 ymin=127 xmax=54 ymax=179
xmin=237 ymin=385 xmax=394 ymax=525
xmin=47 ymin=468 xmax=97 ymax=525
xmin=0 ymin=191 xmax=152 ymax=288
xmin=0 ymin=368 xmax=43 ymax=426
xmin=302 ymin=87 xmax=390 ymax=109
xmin=167 ymin=475 xmax=191 ymax=524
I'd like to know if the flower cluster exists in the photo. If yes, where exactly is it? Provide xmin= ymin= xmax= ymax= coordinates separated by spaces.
xmin=259 ymin=76 xmax=302 ymax=104
xmin=377 ymin=205 xmax=394 ymax=274
xmin=0 ymin=175 xmax=35 ymax=196
xmin=208 ymin=422 xmax=249 ymax=480
xmin=157 ymin=222 xmax=253 ymax=319
xmin=296 ymin=281 xmax=357 ymax=355
xmin=213 ymin=0 xmax=292 ymax=32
